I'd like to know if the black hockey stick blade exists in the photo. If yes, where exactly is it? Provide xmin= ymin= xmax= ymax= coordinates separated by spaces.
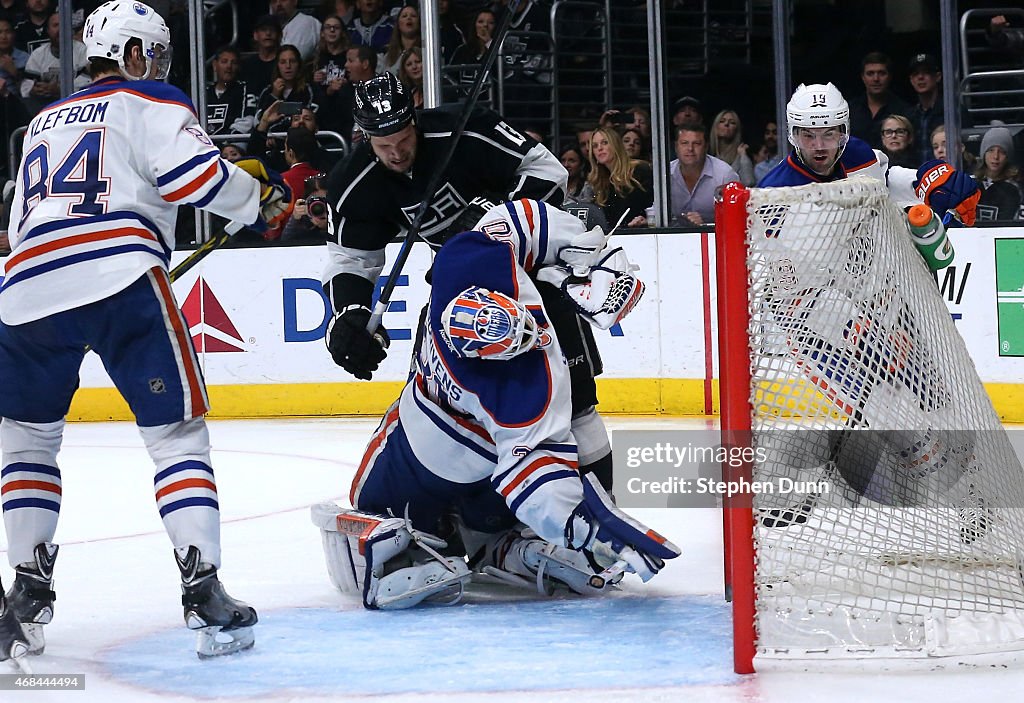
xmin=366 ymin=0 xmax=523 ymax=332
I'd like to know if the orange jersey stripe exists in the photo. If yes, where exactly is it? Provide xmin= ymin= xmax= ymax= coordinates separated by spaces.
xmin=155 ymin=477 xmax=217 ymax=501
xmin=1 ymin=479 xmax=62 ymax=496
xmin=5 ymin=226 xmax=159 ymax=270
xmin=350 ymin=404 xmax=401 ymax=506
xmin=151 ymin=269 xmax=208 ymax=419
xmin=163 ymin=161 xmax=219 ymax=202
xmin=500 ymin=455 xmax=578 ymax=498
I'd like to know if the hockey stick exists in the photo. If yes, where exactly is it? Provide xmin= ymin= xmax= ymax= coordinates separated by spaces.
xmin=366 ymin=0 xmax=523 ymax=332
xmin=168 ymin=221 xmax=244 ymax=283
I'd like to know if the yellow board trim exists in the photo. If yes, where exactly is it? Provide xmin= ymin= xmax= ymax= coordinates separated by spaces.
xmin=66 ymin=379 xmax=1024 ymax=422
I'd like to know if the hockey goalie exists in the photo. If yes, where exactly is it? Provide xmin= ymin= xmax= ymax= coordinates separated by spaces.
xmin=312 ymin=200 xmax=678 ymax=609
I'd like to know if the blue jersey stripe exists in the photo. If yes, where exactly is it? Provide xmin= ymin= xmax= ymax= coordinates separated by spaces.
xmin=189 ymin=161 xmax=230 ymax=209
xmin=538 ymin=200 xmax=549 ymax=263
xmin=157 ymin=150 xmax=219 ymax=187
xmin=158 ymin=496 xmax=220 ymax=518
xmin=508 ymin=469 xmax=579 ymax=514
xmin=503 ymin=202 xmax=529 ymax=267
xmin=2 ymin=497 xmax=61 ymax=513
xmin=154 ymin=460 xmax=215 ymax=485
xmin=2 ymin=243 xmax=168 ymax=289
xmin=1 ymin=462 xmax=61 ymax=479
xmin=411 ymin=388 xmax=499 ymax=464
xmin=536 ymin=442 xmax=576 ymax=455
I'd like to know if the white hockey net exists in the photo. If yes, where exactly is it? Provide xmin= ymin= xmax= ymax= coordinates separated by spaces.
xmin=736 ymin=177 xmax=1024 ymax=665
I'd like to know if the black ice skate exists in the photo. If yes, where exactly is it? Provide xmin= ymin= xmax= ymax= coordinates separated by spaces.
xmin=0 ymin=589 xmax=31 ymax=673
xmin=5 ymin=543 xmax=58 ymax=656
xmin=175 ymin=546 xmax=257 ymax=659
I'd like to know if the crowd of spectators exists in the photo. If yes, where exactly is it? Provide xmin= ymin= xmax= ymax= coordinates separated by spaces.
xmin=1 ymin=1 xmax=1023 ymax=257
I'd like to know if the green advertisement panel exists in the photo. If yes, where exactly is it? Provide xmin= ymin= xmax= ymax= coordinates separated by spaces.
xmin=996 ymin=238 xmax=1024 ymax=357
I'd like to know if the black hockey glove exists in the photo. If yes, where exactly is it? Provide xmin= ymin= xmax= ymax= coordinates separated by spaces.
xmin=325 ymin=305 xmax=390 ymax=380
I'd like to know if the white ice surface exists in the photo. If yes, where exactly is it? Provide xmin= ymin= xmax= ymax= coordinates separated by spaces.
xmin=1 ymin=416 xmax=1024 ymax=702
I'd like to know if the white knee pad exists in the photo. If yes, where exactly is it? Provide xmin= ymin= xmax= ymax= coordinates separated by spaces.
xmin=1 ymin=418 xmax=64 ymax=466
xmin=311 ymin=504 xmax=471 ymax=610
xmin=571 ymin=407 xmax=610 ymax=466
xmin=138 ymin=417 xmax=212 ymax=470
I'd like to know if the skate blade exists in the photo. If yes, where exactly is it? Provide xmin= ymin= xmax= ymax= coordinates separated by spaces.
xmin=2 ymin=642 xmax=33 ymax=674
xmin=21 ymin=623 xmax=45 ymax=656
xmin=195 ymin=625 xmax=255 ymax=660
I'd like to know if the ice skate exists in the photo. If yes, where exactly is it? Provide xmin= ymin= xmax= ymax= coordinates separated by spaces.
xmin=0 ymin=590 xmax=31 ymax=673
xmin=5 ymin=543 xmax=58 ymax=655
xmin=957 ymin=484 xmax=991 ymax=545
xmin=175 ymin=546 xmax=257 ymax=659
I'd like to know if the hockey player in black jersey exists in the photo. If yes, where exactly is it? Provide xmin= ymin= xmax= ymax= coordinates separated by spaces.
xmin=322 ymin=73 xmax=615 ymax=490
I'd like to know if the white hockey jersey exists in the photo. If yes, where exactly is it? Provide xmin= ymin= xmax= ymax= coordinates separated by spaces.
xmin=1 ymin=76 xmax=261 ymax=325
xmin=353 ymin=200 xmax=598 ymax=544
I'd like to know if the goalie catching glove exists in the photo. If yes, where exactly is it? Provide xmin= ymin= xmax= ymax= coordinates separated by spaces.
xmin=326 ymin=305 xmax=390 ymax=380
xmin=565 ymin=474 xmax=681 ymax=582
xmin=913 ymin=159 xmax=981 ymax=226
xmin=234 ymin=157 xmax=294 ymax=232
xmin=537 ymin=233 xmax=645 ymax=330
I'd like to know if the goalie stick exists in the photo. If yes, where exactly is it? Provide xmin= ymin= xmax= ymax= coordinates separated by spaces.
xmin=366 ymin=0 xmax=523 ymax=333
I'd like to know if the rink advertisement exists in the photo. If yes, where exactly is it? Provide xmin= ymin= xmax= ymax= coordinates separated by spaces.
xmin=11 ymin=226 xmax=1018 ymax=421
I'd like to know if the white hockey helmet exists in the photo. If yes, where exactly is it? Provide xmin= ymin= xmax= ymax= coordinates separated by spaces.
xmin=83 ymin=1 xmax=171 ymax=81
xmin=786 ymin=83 xmax=850 ymax=167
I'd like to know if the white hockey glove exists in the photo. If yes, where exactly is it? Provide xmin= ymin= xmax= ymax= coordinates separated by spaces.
xmin=310 ymin=505 xmax=471 ymax=610
xmin=537 ymin=246 xmax=645 ymax=330
xmin=564 ymin=475 xmax=681 ymax=582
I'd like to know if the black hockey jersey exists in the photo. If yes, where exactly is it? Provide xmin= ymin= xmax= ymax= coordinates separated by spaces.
xmin=322 ymin=105 xmax=567 ymax=311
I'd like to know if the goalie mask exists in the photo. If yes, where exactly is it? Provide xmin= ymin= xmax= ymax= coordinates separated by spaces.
xmin=84 ymin=1 xmax=172 ymax=81
xmin=441 ymin=286 xmax=552 ymax=361
xmin=786 ymin=83 xmax=850 ymax=174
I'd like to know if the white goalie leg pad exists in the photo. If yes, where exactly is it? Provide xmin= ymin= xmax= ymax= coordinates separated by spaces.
xmin=310 ymin=504 xmax=471 ymax=610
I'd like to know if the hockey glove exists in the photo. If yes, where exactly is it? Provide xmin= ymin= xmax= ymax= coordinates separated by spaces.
xmin=325 ymin=305 xmax=390 ymax=380
xmin=565 ymin=474 xmax=681 ymax=582
xmin=537 ymin=247 xmax=645 ymax=330
xmin=235 ymin=157 xmax=294 ymax=232
xmin=913 ymin=159 xmax=981 ymax=227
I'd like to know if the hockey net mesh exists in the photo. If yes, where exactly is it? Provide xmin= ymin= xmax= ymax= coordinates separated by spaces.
xmin=741 ymin=177 xmax=1024 ymax=660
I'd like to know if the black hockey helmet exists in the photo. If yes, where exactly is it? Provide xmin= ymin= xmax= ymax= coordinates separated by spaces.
xmin=353 ymin=73 xmax=414 ymax=137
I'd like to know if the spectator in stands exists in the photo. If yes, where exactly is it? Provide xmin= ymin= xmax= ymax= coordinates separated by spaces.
xmin=20 ymin=10 xmax=87 ymax=117
xmin=671 ymin=95 xmax=703 ymax=128
xmin=709 ymin=109 xmax=755 ymax=186
xmin=622 ymin=128 xmax=649 ymax=162
xmin=398 ymin=46 xmax=423 ymax=108
xmin=974 ymin=122 xmax=1023 ymax=222
xmin=450 ymin=7 xmax=494 ymax=68
xmin=575 ymin=123 xmax=595 ymax=159
xmin=312 ymin=14 xmax=349 ymax=88
xmin=283 ymin=171 xmax=331 ymax=244
xmin=279 ymin=125 xmax=322 ymax=228
xmin=988 ymin=14 xmax=1024 ymax=60
xmin=930 ymin=123 xmax=947 ymax=161
xmin=14 ymin=0 xmax=48 ymax=55
xmin=348 ymin=0 xmax=392 ymax=56
xmin=753 ymin=120 xmax=784 ymax=182
xmin=437 ymin=0 xmax=464 ymax=63
xmin=879 ymin=114 xmax=918 ymax=169
xmin=271 ymin=0 xmax=322 ymax=61
xmin=319 ymin=0 xmax=355 ymax=25
xmin=559 ymin=142 xmax=589 ymax=200
xmin=254 ymin=44 xmax=315 ymax=135
xmin=668 ymin=122 xmax=739 ymax=227
xmin=383 ymin=4 xmax=419 ymax=75
xmin=849 ymin=51 xmax=911 ymax=150
xmin=0 ymin=17 xmax=28 ymax=94
xmin=626 ymin=105 xmax=651 ymax=142
xmin=907 ymin=53 xmax=944 ymax=167
xmin=587 ymin=125 xmax=652 ymax=228
xmin=329 ymin=44 xmax=376 ymax=145
xmin=240 ymin=14 xmax=283 ymax=100
xmin=0 ymin=0 xmax=25 ymax=26
xmin=205 ymin=45 xmax=255 ymax=138
xmin=220 ymin=143 xmax=245 ymax=162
